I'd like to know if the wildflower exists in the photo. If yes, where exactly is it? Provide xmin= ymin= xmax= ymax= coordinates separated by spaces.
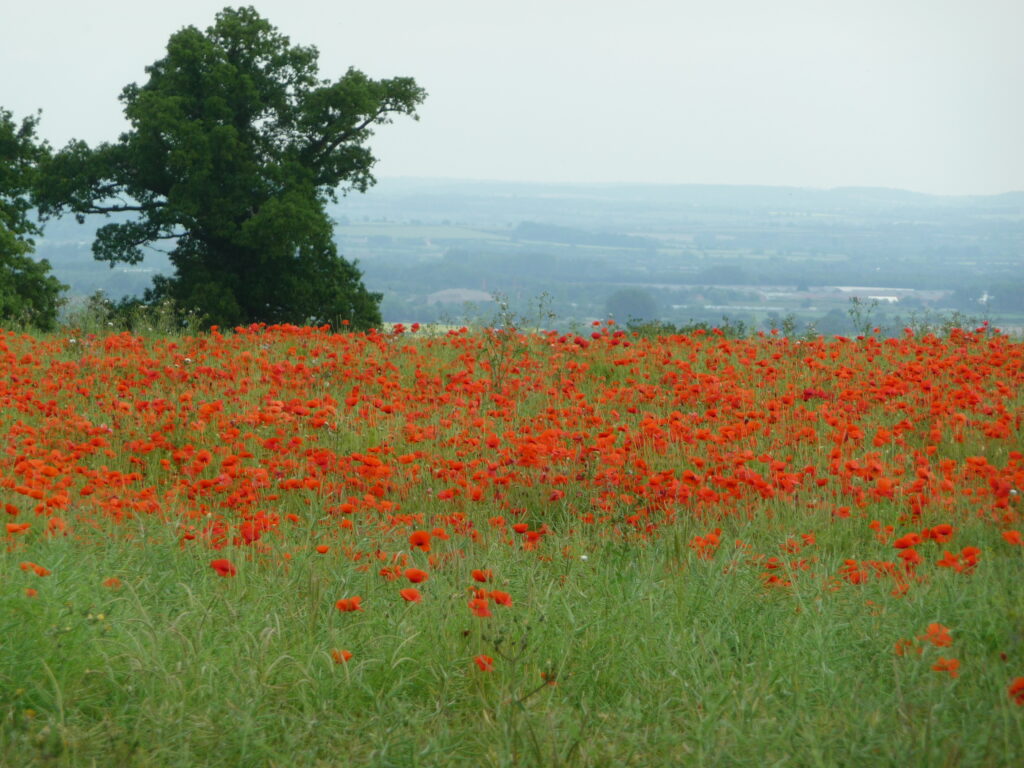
xmin=931 ymin=657 xmax=959 ymax=678
xmin=474 ymin=654 xmax=494 ymax=672
xmin=102 ymin=577 xmax=122 ymax=589
xmin=936 ymin=550 xmax=961 ymax=571
xmin=897 ymin=548 xmax=922 ymax=571
xmin=404 ymin=568 xmax=429 ymax=583
xmin=1009 ymin=677 xmax=1024 ymax=706
xmin=489 ymin=590 xmax=513 ymax=607
xmin=840 ymin=559 xmax=869 ymax=585
xmin=960 ymin=546 xmax=982 ymax=572
xmin=919 ymin=623 xmax=953 ymax=647
xmin=210 ymin=558 xmax=237 ymax=577
xmin=336 ymin=596 xmax=363 ymax=612
xmin=316 ymin=545 xmax=330 ymax=554
xmin=25 ymin=588 xmax=38 ymax=598
xmin=1002 ymin=530 xmax=1022 ymax=546
xmin=409 ymin=530 xmax=431 ymax=551
xmin=893 ymin=533 xmax=921 ymax=549
xmin=471 ymin=569 xmax=493 ymax=583
xmin=238 ymin=521 xmax=261 ymax=545
xmin=331 ymin=649 xmax=353 ymax=664
xmin=894 ymin=639 xmax=921 ymax=657
xmin=400 ymin=587 xmax=422 ymax=603
xmin=468 ymin=598 xmax=492 ymax=618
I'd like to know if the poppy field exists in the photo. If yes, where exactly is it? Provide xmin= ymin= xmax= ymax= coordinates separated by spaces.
xmin=2 ymin=321 xmax=1023 ymax=766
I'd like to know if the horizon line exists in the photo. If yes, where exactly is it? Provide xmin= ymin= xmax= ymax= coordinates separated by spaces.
xmin=373 ymin=175 xmax=1024 ymax=199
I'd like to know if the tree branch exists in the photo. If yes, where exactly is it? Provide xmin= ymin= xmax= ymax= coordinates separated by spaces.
xmin=84 ymin=202 xmax=167 ymax=215
xmin=305 ymin=108 xmax=387 ymax=164
xmin=121 ymin=230 xmax=185 ymax=249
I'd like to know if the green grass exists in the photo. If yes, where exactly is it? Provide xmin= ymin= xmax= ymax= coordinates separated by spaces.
xmin=3 ymin=506 xmax=1022 ymax=767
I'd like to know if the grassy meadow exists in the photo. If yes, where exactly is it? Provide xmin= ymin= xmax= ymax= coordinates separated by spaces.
xmin=1 ymin=321 xmax=1023 ymax=767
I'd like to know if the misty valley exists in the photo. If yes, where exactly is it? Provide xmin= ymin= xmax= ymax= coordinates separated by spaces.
xmin=37 ymin=178 xmax=1024 ymax=336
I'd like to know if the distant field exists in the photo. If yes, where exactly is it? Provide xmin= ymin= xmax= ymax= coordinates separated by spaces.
xmin=337 ymin=223 xmax=505 ymax=240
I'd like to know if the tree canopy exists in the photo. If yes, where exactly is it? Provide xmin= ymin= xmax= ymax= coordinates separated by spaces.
xmin=0 ymin=109 xmax=66 ymax=330
xmin=37 ymin=6 xmax=425 ymax=329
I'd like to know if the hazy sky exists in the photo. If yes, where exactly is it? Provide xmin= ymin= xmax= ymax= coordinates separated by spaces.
xmin=3 ymin=0 xmax=1022 ymax=195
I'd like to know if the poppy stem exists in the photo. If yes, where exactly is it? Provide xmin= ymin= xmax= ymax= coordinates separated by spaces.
xmin=516 ymin=680 xmax=553 ymax=706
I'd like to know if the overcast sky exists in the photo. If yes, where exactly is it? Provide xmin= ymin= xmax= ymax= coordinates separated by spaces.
xmin=2 ymin=0 xmax=1022 ymax=195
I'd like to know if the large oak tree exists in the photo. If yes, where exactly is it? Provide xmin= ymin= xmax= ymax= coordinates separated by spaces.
xmin=37 ymin=6 xmax=425 ymax=329
xmin=0 ymin=109 xmax=66 ymax=330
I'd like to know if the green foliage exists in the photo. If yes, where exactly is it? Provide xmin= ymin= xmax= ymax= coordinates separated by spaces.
xmin=0 ymin=109 xmax=66 ymax=330
xmin=36 ymin=6 xmax=425 ymax=330
xmin=473 ymin=292 xmax=558 ymax=391
xmin=62 ymin=291 xmax=205 ymax=336
xmin=847 ymin=296 xmax=882 ymax=337
xmin=628 ymin=315 xmax=750 ymax=338
xmin=905 ymin=307 xmax=984 ymax=337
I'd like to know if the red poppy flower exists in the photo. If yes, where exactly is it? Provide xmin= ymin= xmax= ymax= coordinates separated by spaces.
xmin=474 ymin=654 xmax=494 ymax=672
xmin=468 ymin=598 xmax=492 ymax=618
xmin=936 ymin=551 xmax=961 ymax=570
xmin=932 ymin=657 xmax=959 ymax=678
xmin=897 ymin=548 xmax=922 ymax=568
xmin=489 ymin=590 xmax=513 ymax=607
xmin=331 ymin=649 xmax=353 ymax=664
xmin=404 ymin=568 xmax=429 ymax=583
xmin=893 ymin=533 xmax=921 ymax=549
xmin=1009 ymin=677 xmax=1024 ymax=706
xmin=919 ymin=623 xmax=953 ymax=647
xmin=1002 ymin=530 xmax=1022 ymax=546
xmin=316 ymin=545 xmax=330 ymax=554
xmin=893 ymin=638 xmax=921 ymax=657
xmin=210 ymin=558 xmax=237 ymax=577
xmin=960 ymin=546 xmax=982 ymax=572
xmin=238 ymin=521 xmax=261 ymax=544
xmin=471 ymin=569 xmax=493 ymax=583
xmin=103 ymin=577 xmax=122 ymax=589
xmin=336 ymin=596 xmax=363 ymax=612
xmin=409 ymin=530 xmax=431 ymax=551
xmin=400 ymin=587 xmax=422 ymax=603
